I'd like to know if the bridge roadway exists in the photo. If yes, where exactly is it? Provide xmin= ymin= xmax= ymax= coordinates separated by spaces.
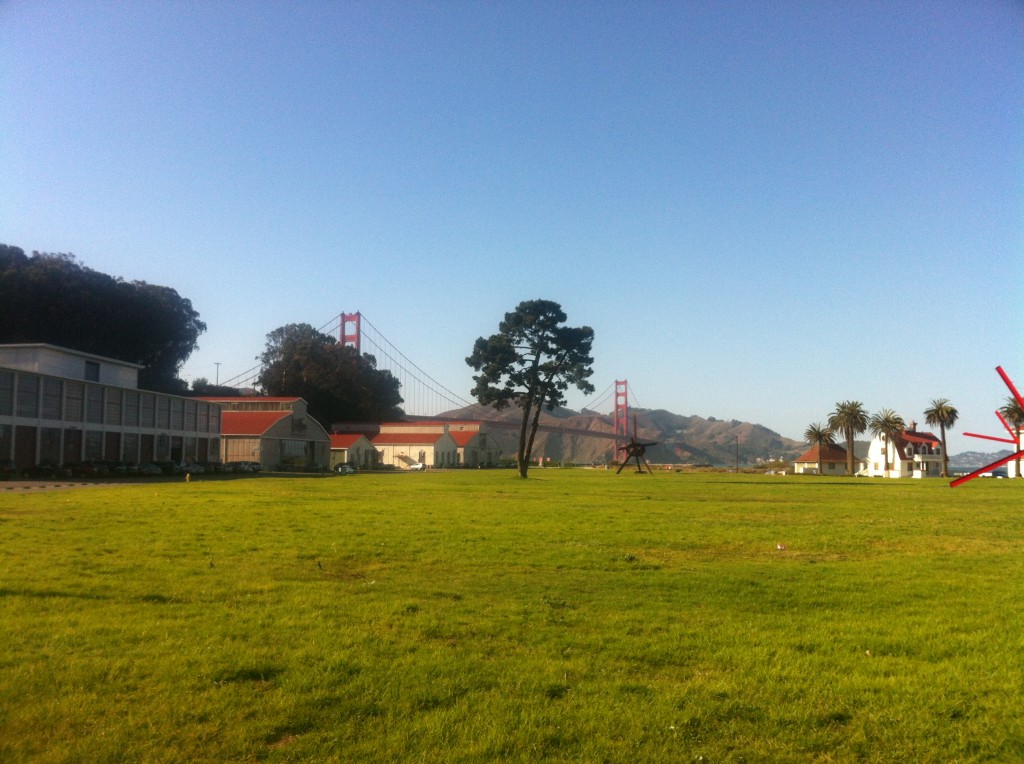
xmin=413 ymin=416 xmax=620 ymax=441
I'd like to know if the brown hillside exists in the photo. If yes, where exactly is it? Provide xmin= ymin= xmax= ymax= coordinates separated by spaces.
xmin=438 ymin=404 xmax=803 ymax=466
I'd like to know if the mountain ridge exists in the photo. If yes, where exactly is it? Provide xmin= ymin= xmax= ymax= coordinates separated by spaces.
xmin=438 ymin=404 xmax=804 ymax=465
xmin=438 ymin=405 xmax=1012 ymax=468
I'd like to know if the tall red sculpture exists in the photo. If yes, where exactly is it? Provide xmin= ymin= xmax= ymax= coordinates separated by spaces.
xmin=950 ymin=366 xmax=1024 ymax=487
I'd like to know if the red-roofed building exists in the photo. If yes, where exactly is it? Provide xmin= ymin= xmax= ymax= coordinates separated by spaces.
xmin=333 ymin=419 xmax=502 ymax=468
xmin=793 ymin=443 xmax=855 ymax=475
xmin=371 ymin=429 xmax=459 ymax=470
xmin=329 ymin=432 xmax=376 ymax=470
xmin=865 ymin=421 xmax=942 ymax=478
xmin=198 ymin=396 xmax=330 ymax=471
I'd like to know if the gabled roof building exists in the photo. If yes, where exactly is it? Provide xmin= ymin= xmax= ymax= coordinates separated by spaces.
xmin=864 ymin=422 xmax=942 ymax=478
xmin=329 ymin=432 xmax=376 ymax=469
xmin=198 ymin=396 xmax=330 ymax=472
xmin=793 ymin=443 xmax=855 ymax=475
xmin=333 ymin=419 xmax=502 ymax=469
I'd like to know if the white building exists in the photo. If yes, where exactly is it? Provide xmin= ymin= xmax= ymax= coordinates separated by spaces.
xmin=329 ymin=433 xmax=377 ymax=470
xmin=333 ymin=419 xmax=502 ymax=469
xmin=863 ymin=422 xmax=942 ymax=478
xmin=793 ymin=443 xmax=855 ymax=475
xmin=371 ymin=429 xmax=459 ymax=469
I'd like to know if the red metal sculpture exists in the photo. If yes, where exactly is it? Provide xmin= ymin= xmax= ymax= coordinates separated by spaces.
xmin=617 ymin=414 xmax=658 ymax=474
xmin=950 ymin=366 xmax=1024 ymax=487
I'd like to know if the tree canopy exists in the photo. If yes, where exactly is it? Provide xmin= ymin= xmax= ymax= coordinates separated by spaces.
xmin=869 ymin=408 xmax=905 ymax=476
xmin=0 ymin=244 xmax=205 ymax=392
xmin=828 ymin=400 xmax=868 ymax=477
xmin=923 ymin=398 xmax=958 ymax=478
xmin=998 ymin=396 xmax=1024 ymax=479
xmin=466 ymin=299 xmax=595 ymax=478
xmin=257 ymin=323 xmax=404 ymax=426
xmin=803 ymin=422 xmax=836 ymax=475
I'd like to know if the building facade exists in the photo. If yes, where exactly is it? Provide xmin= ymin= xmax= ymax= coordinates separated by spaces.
xmin=198 ymin=396 xmax=330 ymax=471
xmin=0 ymin=344 xmax=221 ymax=470
xmin=864 ymin=423 xmax=942 ymax=478
xmin=329 ymin=433 xmax=377 ymax=469
xmin=332 ymin=419 xmax=502 ymax=469
xmin=793 ymin=443 xmax=854 ymax=475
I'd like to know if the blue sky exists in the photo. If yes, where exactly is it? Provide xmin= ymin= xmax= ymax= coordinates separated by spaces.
xmin=2 ymin=1 xmax=1021 ymax=451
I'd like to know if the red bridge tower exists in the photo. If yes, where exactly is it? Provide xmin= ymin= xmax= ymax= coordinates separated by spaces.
xmin=340 ymin=312 xmax=361 ymax=354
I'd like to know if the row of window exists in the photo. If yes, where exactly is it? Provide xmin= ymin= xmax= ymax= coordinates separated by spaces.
xmin=0 ymin=370 xmax=220 ymax=434
xmin=0 ymin=423 xmax=219 ymax=465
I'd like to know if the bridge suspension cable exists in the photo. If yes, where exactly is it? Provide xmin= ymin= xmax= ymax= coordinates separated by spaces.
xmin=214 ymin=311 xmax=629 ymax=423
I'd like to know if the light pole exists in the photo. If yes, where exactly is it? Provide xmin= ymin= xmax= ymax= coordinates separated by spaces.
xmin=215 ymin=363 xmax=221 ymax=386
xmin=735 ymin=436 xmax=739 ymax=474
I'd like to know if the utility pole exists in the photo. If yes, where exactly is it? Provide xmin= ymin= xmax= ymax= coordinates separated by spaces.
xmin=215 ymin=363 xmax=221 ymax=386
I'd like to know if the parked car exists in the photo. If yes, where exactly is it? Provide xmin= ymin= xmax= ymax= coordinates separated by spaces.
xmin=408 ymin=463 xmax=426 ymax=471
xmin=152 ymin=461 xmax=183 ymax=475
xmin=335 ymin=464 xmax=356 ymax=474
xmin=0 ymin=459 xmax=17 ymax=480
xmin=66 ymin=461 xmax=105 ymax=478
xmin=24 ymin=461 xmax=60 ymax=479
xmin=136 ymin=462 xmax=163 ymax=476
xmin=181 ymin=462 xmax=204 ymax=474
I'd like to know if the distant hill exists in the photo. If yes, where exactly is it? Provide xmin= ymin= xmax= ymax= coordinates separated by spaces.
xmin=948 ymin=449 xmax=1013 ymax=470
xmin=437 ymin=404 xmax=804 ymax=466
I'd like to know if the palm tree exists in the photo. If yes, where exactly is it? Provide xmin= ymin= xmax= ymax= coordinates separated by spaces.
xmin=804 ymin=422 xmax=835 ymax=476
xmin=828 ymin=400 xmax=868 ymax=476
xmin=923 ymin=398 xmax=959 ymax=478
xmin=998 ymin=396 xmax=1024 ymax=478
xmin=869 ymin=409 xmax=905 ymax=477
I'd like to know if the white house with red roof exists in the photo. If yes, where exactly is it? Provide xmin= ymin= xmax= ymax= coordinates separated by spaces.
xmin=793 ymin=443 xmax=855 ymax=475
xmin=372 ymin=428 xmax=458 ymax=470
xmin=864 ymin=421 xmax=943 ymax=478
xmin=381 ymin=420 xmax=501 ymax=468
xmin=333 ymin=419 xmax=502 ymax=468
xmin=329 ymin=432 xmax=376 ymax=470
xmin=198 ymin=396 xmax=330 ymax=472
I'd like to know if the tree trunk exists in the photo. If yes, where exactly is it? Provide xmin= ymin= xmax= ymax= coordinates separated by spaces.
xmin=525 ymin=396 xmax=545 ymax=472
xmin=516 ymin=394 xmax=534 ymax=478
xmin=939 ymin=423 xmax=948 ymax=478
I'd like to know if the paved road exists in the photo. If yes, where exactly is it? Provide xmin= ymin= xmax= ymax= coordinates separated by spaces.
xmin=1 ymin=479 xmax=118 ymax=492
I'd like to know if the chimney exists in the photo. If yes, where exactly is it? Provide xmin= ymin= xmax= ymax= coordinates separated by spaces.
xmin=908 ymin=420 xmax=916 ymax=432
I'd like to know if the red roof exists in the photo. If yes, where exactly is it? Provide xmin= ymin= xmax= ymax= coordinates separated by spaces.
xmin=330 ymin=433 xmax=368 ymax=448
xmin=197 ymin=396 xmax=301 ymax=403
xmin=900 ymin=430 xmax=940 ymax=445
xmin=794 ymin=443 xmax=849 ymax=464
xmin=449 ymin=431 xmax=478 ymax=447
xmin=372 ymin=432 xmax=446 ymax=445
xmin=895 ymin=430 xmax=941 ymax=459
xmin=221 ymin=411 xmax=290 ymax=435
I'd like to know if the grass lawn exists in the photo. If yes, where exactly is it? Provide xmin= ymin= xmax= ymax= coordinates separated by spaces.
xmin=1 ymin=470 xmax=1021 ymax=762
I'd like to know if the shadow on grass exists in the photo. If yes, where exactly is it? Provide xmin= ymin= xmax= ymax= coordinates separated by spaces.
xmin=0 ymin=587 xmax=110 ymax=601
xmin=716 ymin=480 xmax=886 ymax=488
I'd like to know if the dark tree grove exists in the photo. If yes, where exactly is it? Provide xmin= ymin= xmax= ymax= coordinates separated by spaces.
xmin=0 ymin=244 xmax=206 ymax=392
xmin=258 ymin=323 xmax=404 ymax=426
xmin=466 ymin=299 xmax=595 ymax=478
xmin=190 ymin=378 xmax=242 ymax=397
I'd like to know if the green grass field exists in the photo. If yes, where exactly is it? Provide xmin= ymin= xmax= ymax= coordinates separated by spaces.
xmin=1 ymin=471 xmax=1021 ymax=762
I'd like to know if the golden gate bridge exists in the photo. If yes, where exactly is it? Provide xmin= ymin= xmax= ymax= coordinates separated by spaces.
xmin=217 ymin=311 xmax=645 ymax=455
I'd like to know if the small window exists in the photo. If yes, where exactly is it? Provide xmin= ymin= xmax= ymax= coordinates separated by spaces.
xmin=84 ymin=361 xmax=100 ymax=382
